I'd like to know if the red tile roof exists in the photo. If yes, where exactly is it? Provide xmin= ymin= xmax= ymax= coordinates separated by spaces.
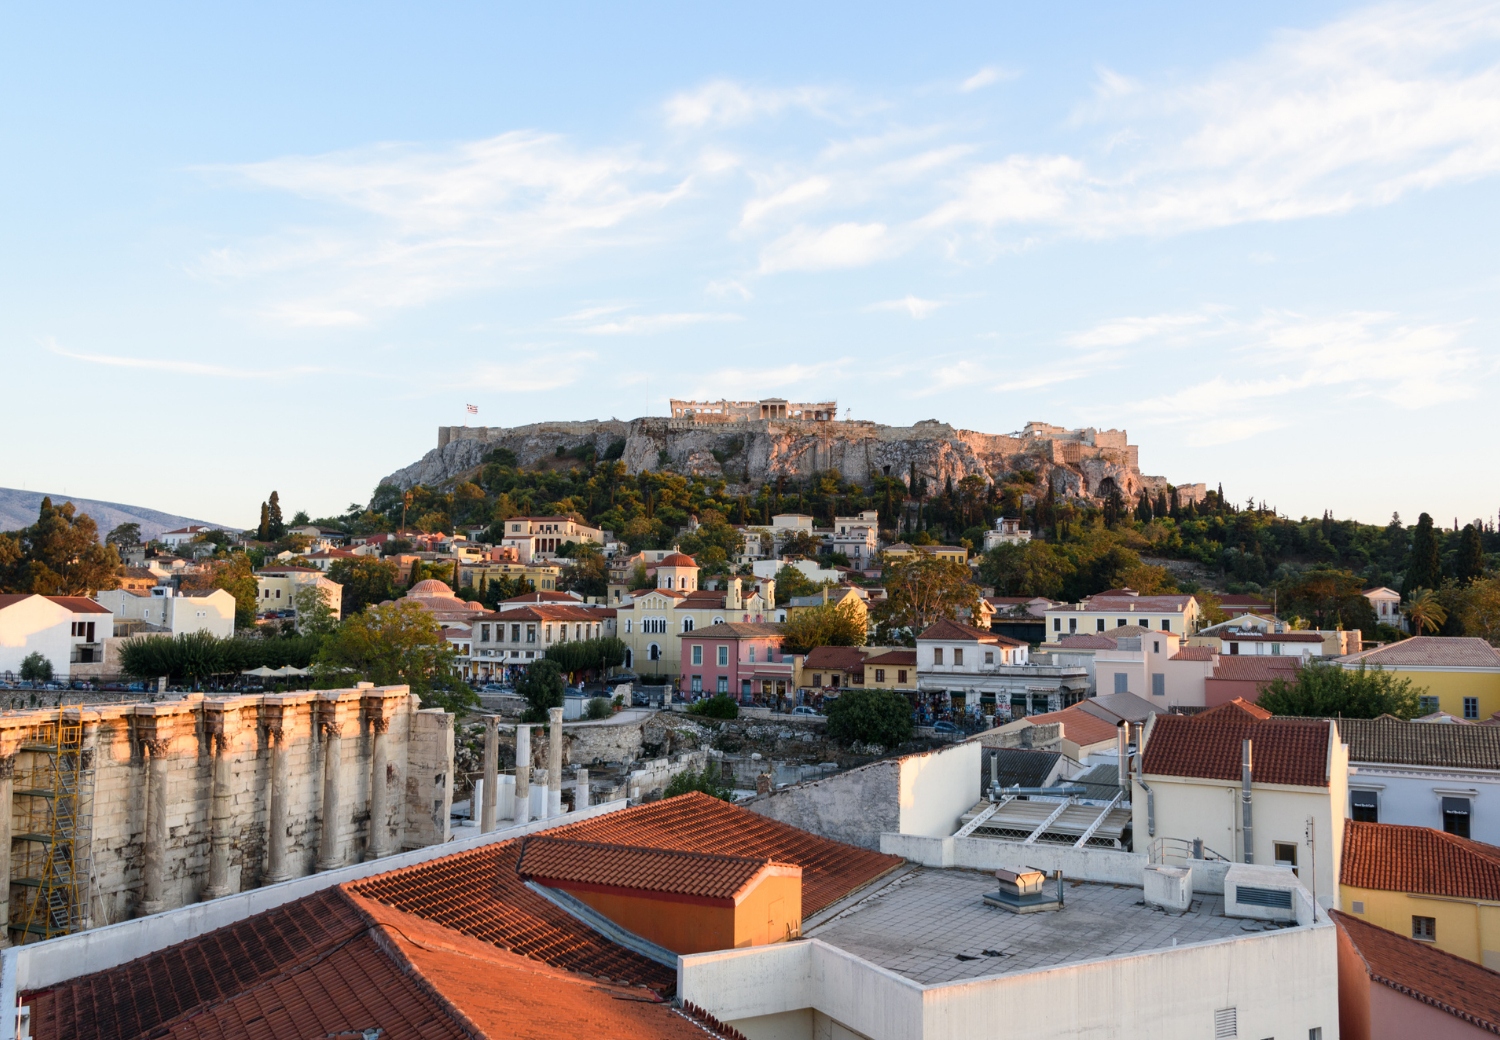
xmin=0 ymin=594 xmax=112 ymax=613
xmin=659 ymin=552 xmax=697 ymax=567
xmin=1027 ymin=704 xmax=1121 ymax=748
xmin=916 ymin=618 xmax=1022 ymax=645
xmin=1142 ymin=709 xmax=1329 ymax=786
xmin=1079 ymin=591 xmax=1196 ymax=611
xmin=802 ymin=646 xmax=870 ymax=672
xmin=1332 ymin=909 xmax=1500 ymax=1034
xmin=1343 ymin=636 xmax=1500 ymax=669
xmin=544 ymin=792 xmax=901 ymax=916
xmin=1341 ymin=820 xmax=1500 ymax=901
xmin=518 ymin=837 xmax=797 ymax=903
xmin=1198 ymin=698 xmax=1272 ymax=721
xmin=1171 ymin=645 xmax=1216 ymax=661
xmin=1211 ymin=655 xmax=1302 ymax=683
xmin=864 ymin=649 xmax=916 ymax=666
xmin=680 ymin=622 xmax=783 ymax=639
xmin=480 ymin=604 xmax=612 ymax=622
xmin=1053 ymin=634 xmax=1118 ymax=649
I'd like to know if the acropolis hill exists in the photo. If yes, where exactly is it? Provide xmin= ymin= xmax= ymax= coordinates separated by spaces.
xmin=384 ymin=399 xmax=1202 ymax=505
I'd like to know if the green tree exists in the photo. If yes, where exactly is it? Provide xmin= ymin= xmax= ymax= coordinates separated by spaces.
xmin=1278 ymin=568 xmax=1379 ymax=636
xmin=327 ymin=557 xmax=401 ymax=616
xmin=584 ymin=696 xmax=613 ymax=720
xmin=686 ymin=693 xmax=739 ymax=719
xmin=1257 ymin=663 xmax=1422 ymax=719
xmin=825 ymin=688 xmax=913 ymax=748
xmin=106 ymin=522 xmax=142 ymax=547
xmin=257 ymin=502 xmax=271 ymax=541
xmin=545 ymin=636 xmax=627 ymax=679
xmin=515 ymin=658 xmax=566 ymax=722
xmin=1453 ymin=577 xmax=1500 ymax=644
xmin=628 ymin=560 xmax=654 ymax=591
xmin=664 ymin=760 xmax=735 ymax=801
xmin=314 ymin=601 xmax=474 ymax=712
xmin=779 ymin=599 xmax=867 ymax=654
xmin=267 ymin=491 xmax=286 ymax=540
xmin=559 ymin=543 xmax=608 ymax=597
xmin=773 ymin=564 xmax=830 ymax=603
xmin=1404 ymin=513 xmax=1442 ymax=594
xmin=1405 ymin=588 xmax=1448 ymax=635
xmin=1456 ymin=523 xmax=1486 ymax=586
xmin=210 ymin=552 xmax=261 ymax=629
xmin=293 ymin=583 xmax=338 ymax=636
xmin=19 ymin=652 xmax=53 ymax=683
xmin=0 ymin=498 xmax=121 ymax=595
xmin=874 ymin=552 xmax=979 ymax=640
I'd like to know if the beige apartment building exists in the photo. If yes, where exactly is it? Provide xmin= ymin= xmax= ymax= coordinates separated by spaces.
xmin=499 ymin=516 xmax=604 ymax=563
xmin=615 ymin=553 xmax=776 ymax=678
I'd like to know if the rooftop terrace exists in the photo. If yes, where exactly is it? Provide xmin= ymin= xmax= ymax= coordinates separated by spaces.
xmin=806 ymin=867 xmax=1263 ymax=985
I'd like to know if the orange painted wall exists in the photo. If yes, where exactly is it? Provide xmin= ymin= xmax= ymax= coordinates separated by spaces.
xmin=556 ymin=870 xmax=802 ymax=955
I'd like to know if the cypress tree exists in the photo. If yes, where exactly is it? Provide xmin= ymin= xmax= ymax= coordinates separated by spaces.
xmin=257 ymin=502 xmax=270 ymax=542
xmin=1404 ymin=512 xmax=1442 ymax=594
xmin=1456 ymin=523 xmax=1485 ymax=586
xmin=267 ymin=491 xmax=285 ymax=540
xmin=1136 ymin=493 xmax=1154 ymax=524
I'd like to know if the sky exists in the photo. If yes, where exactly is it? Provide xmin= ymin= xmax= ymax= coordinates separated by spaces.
xmin=2 ymin=1 xmax=1498 ymax=531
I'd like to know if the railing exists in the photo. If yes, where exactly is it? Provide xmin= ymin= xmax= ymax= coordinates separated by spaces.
xmin=1148 ymin=836 xmax=1230 ymax=865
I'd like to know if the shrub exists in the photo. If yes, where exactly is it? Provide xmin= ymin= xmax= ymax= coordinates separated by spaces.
xmin=664 ymin=760 xmax=735 ymax=801
xmin=585 ymin=696 xmax=612 ymax=720
xmin=825 ymin=688 xmax=914 ymax=749
xmin=1257 ymin=663 xmax=1422 ymax=720
xmin=516 ymin=658 xmax=566 ymax=723
xmin=19 ymin=652 xmax=52 ymax=683
xmin=687 ymin=694 xmax=739 ymax=719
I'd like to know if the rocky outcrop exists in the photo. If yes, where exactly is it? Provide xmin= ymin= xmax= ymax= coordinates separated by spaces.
xmin=381 ymin=417 xmax=1198 ymax=504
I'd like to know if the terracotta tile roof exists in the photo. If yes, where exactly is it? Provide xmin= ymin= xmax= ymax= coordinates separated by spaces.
xmin=864 ymin=649 xmax=916 ymax=666
xmin=1343 ymin=635 xmax=1500 ymax=669
xmin=544 ymin=792 xmax=901 ymax=915
xmin=1171 ymin=645 xmax=1216 ymax=661
xmin=1341 ymin=820 xmax=1500 ymax=901
xmin=680 ymin=622 xmax=783 ymax=639
xmin=0 ymin=594 xmax=115 ymax=614
xmin=1026 ymin=704 xmax=1121 ymax=747
xmin=1211 ymin=655 xmax=1302 ymax=683
xmin=1332 ymin=909 xmax=1500 ymax=1034
xmin=659 ymin=552 xmax=697 ymax=567
xmin=1053 ymin=634 xmax=1118 ymax=649
xmin=1198 ymin=698 xmax=1272 ymax=721
xmin=517 ymin=837 xmax=797 ymax=902
xmin=1142 ymin=709 xmax=1329 ymax=786
xmin=802 ymin=646 xmax=870 ymax=672
xmin=479 ymin=604 xmax=611 ymax=622
xmin=1223 ymin=631 xmax=1324 ymax=643
xmin=916 ymin=618 xmax=1020 ymax=644
xmin=1078 ymin=591 xmax=1196 ymax=612
xmin=1339 ymin=714 xmax=1500 ymax=769
xmin=503 ymin=591 xmax=582 ymax=603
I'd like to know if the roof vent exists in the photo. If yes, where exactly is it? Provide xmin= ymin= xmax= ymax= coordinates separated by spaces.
xmin=983 ymin=868 xmax=1063 ymax=914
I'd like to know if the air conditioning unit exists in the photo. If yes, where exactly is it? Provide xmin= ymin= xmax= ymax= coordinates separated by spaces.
xmin=1143 ymin=864 xmax=1191 ymax=911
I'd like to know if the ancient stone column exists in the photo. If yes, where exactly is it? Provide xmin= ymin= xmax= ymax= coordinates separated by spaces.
xmin=316 ymin=714 xmax=343 ymax=872
xmin=547 ymin=707 xmax=564 ymax=819
xmin=513 ymin=724 xmax=530 ymax=826
xmin=481 ymin=716 xmax=498 ymax=833
xmin=203 ymin=711 xmax=235 ymax=900
xmin=263 ymin=710 xmax=291 ymax=885
xmin=366 ymin=708 xmax=391 ymax=861
xmin=138 ymin=734 xmax=171 ymax=916
xmin=575 ymin=767 xmax=589 ymax=812
xmin=0 ymin=753 xmax=14 ymax=947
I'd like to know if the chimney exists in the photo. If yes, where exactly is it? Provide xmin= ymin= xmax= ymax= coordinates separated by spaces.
xmin=1117 ymin=724 xmax=1129 ymax=797
xmin=1241 ymin=738 xmax=1254 ymax=864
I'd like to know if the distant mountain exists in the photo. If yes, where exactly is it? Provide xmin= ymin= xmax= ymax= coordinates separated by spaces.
xmin=0 ymin=488 xmax=241 ymax=541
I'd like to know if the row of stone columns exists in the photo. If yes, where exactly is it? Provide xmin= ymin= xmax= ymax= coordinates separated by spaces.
xmin=134 ymin=694 xmax=398 ymax=919
xmin=476 ymin=707 xmax=580 ymax=834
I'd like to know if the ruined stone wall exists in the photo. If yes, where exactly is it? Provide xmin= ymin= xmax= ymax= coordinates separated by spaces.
xmin=746 ymin=758 xmax=901 ymax=850
xmin=0 ymin=687 xmax=452 ymax=936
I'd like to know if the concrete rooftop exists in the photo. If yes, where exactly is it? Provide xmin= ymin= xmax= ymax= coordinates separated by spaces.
xmin=806 ymin=867 xmax=1268 ymax=985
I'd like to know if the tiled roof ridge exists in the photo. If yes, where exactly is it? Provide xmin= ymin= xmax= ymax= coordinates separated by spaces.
xmin=361 ymin=909 xmax=490 ymax=1040
xmin=1341 ymin=820 xmax=1500 ymax=900
xmin=519 ymin=835 xmax=783 ymax=872
xmin=1331 ymin=910 xmax=1500 ymax=1034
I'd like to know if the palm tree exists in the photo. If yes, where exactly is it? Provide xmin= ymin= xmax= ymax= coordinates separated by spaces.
xmin=1404 ymin=588 xmax=1448 ymax=635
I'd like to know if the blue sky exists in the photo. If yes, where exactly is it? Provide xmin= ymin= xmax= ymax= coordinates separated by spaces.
xmin=3 ymin=1 xmax=1498 ymax=530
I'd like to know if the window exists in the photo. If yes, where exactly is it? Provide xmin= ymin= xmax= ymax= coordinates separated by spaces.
xmin=1117 ymin=618 xmax=1126 ymax=627
xmin=1419 ymin=695 xmax=1440 ymax=715
xmin=898 ymin=669 xmax=908 ymax=683
xmin=875 ymin=668 xmax=886 ymax=682
xmin=1351 ymin=790 xmax=1378 ymax=822
xmin=1213 ymin=1007 xmax=1237 ymax=1038
xmin=742 ymin=679 xmax=752 ymax=697
xmin=682 ymin=617 xmax=694 ymax=632
xmin=1114 ymin=672 xmax=1128 ymax=694
xmin=933 ymin=648 xmax=944 ymax=665
xmin=1068 ymin=618 xmax=1077 ymax=633
xmin=480 ymin=624 xmax=490 ymax=642
xmin=1350 ymin=901 xmax=1365 ymax=914
xmin=1464 ymin=696 xmax=1480 ymax=720
xmin=748 ymin=646 xmax=756 ymax=663
xmin=648 ymin=643 xmax=661 ymax=661
xmin=1151 ymin=674 xmax=1165 ymax=697
xmin=1096 ymin=619 xmax=1105 ymax=632
xmin=1443 ymin=796 xmax=1471 ymax=838
xmin=691 ymin=675 xmax=702 ymax=692
xmin=954 ymin=649 xmax=964 ymax=666
xmin=813 ymin=674 xmax=822 ymax=686
xmin=526 ymin=625 xmax=537 ymax=643
xmin=691 ymin=645 xmax=702 ymax=666
xmin=1053 ymin=618 xmax=1061 ymax=632
xmin=1152 ymin=640 xmax=1160 ymax=653
xmin=717 ymin=677 xmax=729 ymax=694
xmin=1310 ymin=1029 xmax=1323 ymax=1040
xmin=511 ymin=624 xmax=521 ymax=642
xmin=1412 ymin=915 xmax=1437 ymax=941
xmin=717 ymin=645 xmax=729 ymax=667
xmin=1274 ymin=842 xmax=1298 ymax=874
xmin=985 ymin=651 xmax=994 ymax=664
xmin=1161 ymin=619 xmax=1171 ymax=632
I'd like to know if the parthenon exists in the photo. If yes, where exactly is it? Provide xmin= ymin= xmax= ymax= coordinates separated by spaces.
xmin=669 ymin=397 xmax=837 ymax=422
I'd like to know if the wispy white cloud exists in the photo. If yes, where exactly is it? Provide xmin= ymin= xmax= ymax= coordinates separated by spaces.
xmin=679 ymin=358 xmax=850 ymax=401
xmin=959 ymin=66 xmax=1017 ymax=93
xmin=740 ymin=176 xmax=832 ymax=227
xmin=869 ymin=295 xmax=946 ymax=319
xmin=465 ymin=352 xmax=595 ymax=392
xmin=576 ymin=312 xmax=743 ymax=335
xmin=1066 ymin=311 xmax=1211 ymax=348
xmin=664 ymin=80 xmax=833 ymax=128
xmin=47 ymin=341 xmax=327 ymax=379
xmin=758 ymin=222 xmax=893 ymax=273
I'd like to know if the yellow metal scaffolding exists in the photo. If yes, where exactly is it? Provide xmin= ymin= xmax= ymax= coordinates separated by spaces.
xmin=12 ymin=711 xmax=95 ymax=942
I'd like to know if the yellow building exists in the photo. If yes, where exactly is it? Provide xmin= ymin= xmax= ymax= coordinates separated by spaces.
xmin=882 ymin=543 xmax=968 ymax=564
xmin=784 ymin=584 xmax=869 ymax=632
xmin=862 ymin=649 xmax=918 ymax=691
xmin=1339 ymin=819 xmax=1500 ymax=969
xmin=459 ymin=559 xmax=564 ymax=594
xmin=1339 ymin=636 xmax=1500 ymax=721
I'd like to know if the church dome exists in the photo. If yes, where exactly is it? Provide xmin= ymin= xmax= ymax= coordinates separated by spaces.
xmin=408 ymin=579 xmax=454 ymax=597
xmin=658 ymin=552 xmax=697 ymax=568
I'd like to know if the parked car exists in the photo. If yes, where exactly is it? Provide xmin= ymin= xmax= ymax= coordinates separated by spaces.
xmin=930 ymin=720 xmax=961 ymax=735
xmin=791 ymin=705 xmax=823 ymax=717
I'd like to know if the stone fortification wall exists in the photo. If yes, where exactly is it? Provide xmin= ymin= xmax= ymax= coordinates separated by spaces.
xmin=388 ymin=416 xmax=1182 ymax=505
xmin=0 ymin=687 xmax=452 ymax=937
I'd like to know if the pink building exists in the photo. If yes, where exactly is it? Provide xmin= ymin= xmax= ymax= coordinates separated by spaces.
xmin=679 ymin=622 xmax=792 ymax=704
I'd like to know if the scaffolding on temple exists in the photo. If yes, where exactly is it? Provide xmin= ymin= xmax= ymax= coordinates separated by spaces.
xmin=12 ymin=710 xmax=96 ymax=942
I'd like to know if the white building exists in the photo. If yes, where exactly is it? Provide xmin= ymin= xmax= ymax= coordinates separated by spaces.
xmin=1362 ymin=585 xmax=1403 ymax=629
xmin=499 ymin=515 xmax=604 ymax=563
xmin=1044 ymin=588 xmax=1202 ymax=639
xmin=159 ymin=525 xmax=213 ymax=549
xmin=96 ymin=587 xmax=236 ymax=638
xmin=255 ymin=567 xmax=343 ymax=621
xmin=1339 ymin=715 xmax=1500 ymax=846
xmin=829 ymin=510 xmax=880 ymax=567
xmin=0 ymin=593 xmax=114 ymax=679
xmin=751 ymin=557 xmax=841 ymax=586
xmin=982 ymin=517 xmax=1032 ymax=551
xmin=915 ymin=619 xmax=1088 ymax=716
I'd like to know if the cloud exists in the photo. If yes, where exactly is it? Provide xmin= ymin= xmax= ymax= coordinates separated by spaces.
xmin=959 ymin=66 xmax=1017 ymax=92
xmin=574 ymin=312 xmax=743 ymax=335
xmin=1065 ymin=312 xmax=1211 ymax=348
xmin=740 ymin=176 xmax=832 ymax=227
xmin=664 ymin=80 xmax=831 ymax=128
xmin=465 ymin=352 xmax=595 ymax=392
xmin=678 ymin=358 xmax=851 ymax=401
xmin=47 ymin=341 xmax=327 ymax=379
xmin=758 ymin=222 xmax=893 ymax=273
xmin=869 ymin=295 xmax=947 ymax=319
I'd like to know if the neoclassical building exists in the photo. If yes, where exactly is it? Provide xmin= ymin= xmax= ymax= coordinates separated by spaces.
xmin=615 ymin=552 xmax=782 ymax=679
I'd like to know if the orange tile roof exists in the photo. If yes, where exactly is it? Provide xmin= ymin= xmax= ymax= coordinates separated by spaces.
xmin=916 ymin=618 xmax=1023 ymax=645
xmin=1142 ymin=709 xmax=1329 ymax=786
xmin=1341 ymin=820 xmax=1500 ymax=901
xmin=517 ymin=837 xmax=798 ymax=903
xmin=1333 ymin=909 xmax=1500 ymax=1034
xmin=802 ymin=646 xmax=870 ymax=672
xmin=1211 ymin=655 xmax=1302 ymax=683
xmin=1343 ymin=635 xmax=1500 ymax=669
xmin=864 ymin=649 xmax=916 ymax=666
xmin=543 ymin=792 xmax=901 ymax=915
xmin=1170 ymin=645 xmax=1216 ymax=661
xmin=1027 ymin=704 xmax=1121 ymax=747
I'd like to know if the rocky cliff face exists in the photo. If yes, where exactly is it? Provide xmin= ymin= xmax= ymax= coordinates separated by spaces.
xmin=381 ymin=418 xmax=1199 ymax=504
